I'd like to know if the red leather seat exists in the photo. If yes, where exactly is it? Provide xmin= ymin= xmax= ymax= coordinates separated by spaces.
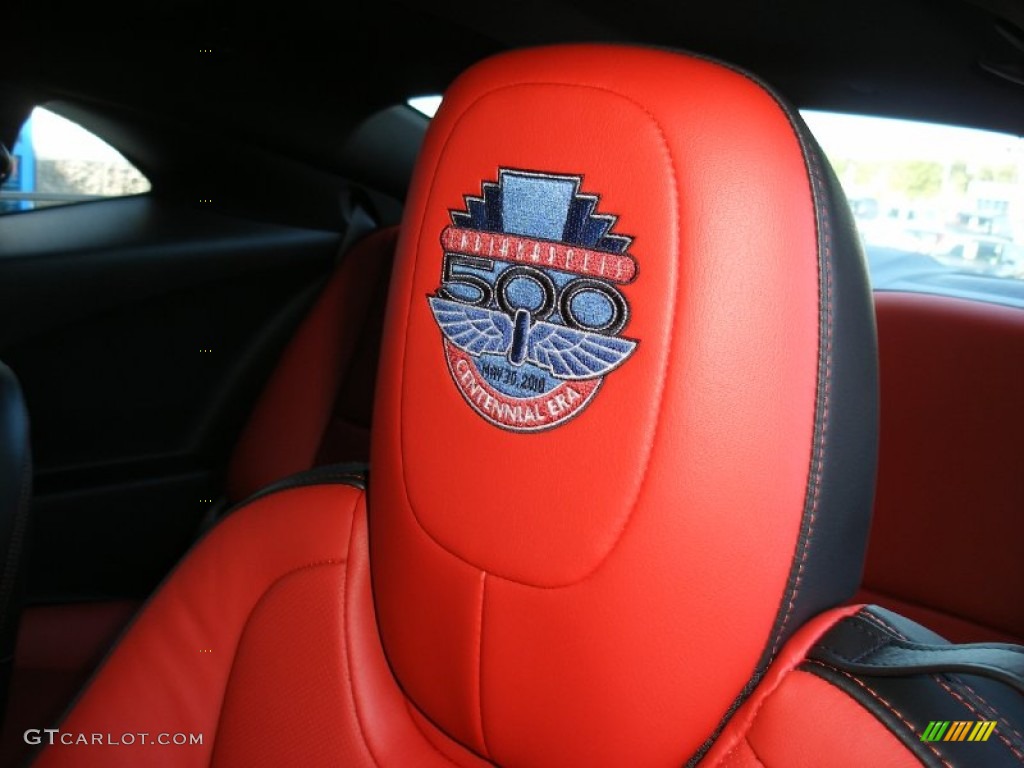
xmin=856 ymin=292 xmax=1024 ymax=644
xmin=226 ymin=225 xmax=397 ymax=501
xmin=34 ymin=45 xmax=1023 ymax=767
xmin=1 ymin=228 xmax=397 ymax=768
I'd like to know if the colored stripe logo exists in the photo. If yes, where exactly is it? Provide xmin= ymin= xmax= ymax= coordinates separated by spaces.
xmin=921 ymin=720 xmax=997 ymax=742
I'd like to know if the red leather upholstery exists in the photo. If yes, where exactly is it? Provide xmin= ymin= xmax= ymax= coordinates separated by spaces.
xmin=860 ymin=292 xmax=1024 ymax=643
xmin=39 ymin=45 xmax=898 ymax=768
xmin=6 ymin=228 xmax=397 ymax=765
xmin=704 ymin=626 xmax=923 ymax=768
xmin=701 ymin=604 xmax=920 ymax=768
xmin=33 ymin=483 xmax=493 ymax=768
xmin=227 ymin=226 xmax=397 ymax=501
xmin=370 ymin=45 xmax=876 ymax=766
xmin=0 ymin=601 xmax=138 ymax=768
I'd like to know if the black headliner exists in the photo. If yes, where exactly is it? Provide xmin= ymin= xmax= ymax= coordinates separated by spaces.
xmin=4 ymin=0 xmax=1022 ymax=191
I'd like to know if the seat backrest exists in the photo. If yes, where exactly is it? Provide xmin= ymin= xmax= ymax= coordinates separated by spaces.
xmin=30 ymin=45 xmax=1024 ymax=768
xmin=859 ymin=291 xmax=1024 ymax=643
xmin=368 ymin=44 xmax=877 ymax=766
xmin=222 ymin=205 xmax=1024 ymax=652
xmin=226 ymin=227 xmax=397 ymax=501
xmin=0 ymin=360 xmax=31 ymax=723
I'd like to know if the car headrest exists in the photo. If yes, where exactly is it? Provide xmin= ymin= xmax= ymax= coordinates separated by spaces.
xmin=370 ymin=44 xmax=877 ymax=766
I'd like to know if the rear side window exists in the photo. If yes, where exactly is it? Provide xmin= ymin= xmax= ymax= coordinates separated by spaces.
xmin=803 ymin=111 xmax=1024 ymax=307
xmin=1 ymin=106 xmax=150 ymax=214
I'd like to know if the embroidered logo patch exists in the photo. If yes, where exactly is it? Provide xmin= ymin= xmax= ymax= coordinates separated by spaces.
xmin=428 ymin=169 xmax=639 ymax=432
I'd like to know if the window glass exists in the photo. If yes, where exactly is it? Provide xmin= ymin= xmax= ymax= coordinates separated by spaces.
xmin=1 ymin=106 xmax=150 ymax=214
xmin=408 ymin=97 xmax=1024 ymax=304
xmin=407 ymin=95 xmax=442 ymax=118
xmin=803 ymin=111 xmax=1024 ymax=305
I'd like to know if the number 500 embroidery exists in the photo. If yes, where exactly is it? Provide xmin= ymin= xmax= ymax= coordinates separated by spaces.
xmin=437 ymin=253 xmax=630 ymax=336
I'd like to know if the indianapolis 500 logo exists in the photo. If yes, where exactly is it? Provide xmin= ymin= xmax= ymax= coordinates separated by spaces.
xmin=428 ymin=169 xmax=639 ymax=432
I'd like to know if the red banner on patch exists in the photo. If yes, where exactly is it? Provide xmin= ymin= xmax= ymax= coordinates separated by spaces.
xmin=444 ymin=343 xmax=600 ymax=431
xmin=440 ymin=225 xmax=637 ymax=284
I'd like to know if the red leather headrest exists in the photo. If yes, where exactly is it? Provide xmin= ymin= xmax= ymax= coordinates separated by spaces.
xmin=370 ymin=44 xmax=877 ymax=766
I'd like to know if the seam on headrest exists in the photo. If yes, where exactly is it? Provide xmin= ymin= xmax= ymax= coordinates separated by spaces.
xmin=684 ymin=54 xmax=827 ymax=768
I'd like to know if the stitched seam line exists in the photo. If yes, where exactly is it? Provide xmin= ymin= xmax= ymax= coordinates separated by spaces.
xmin=476 ymin=571 xmax=490 ymax=758
xmin=805 ymin=659 xmax=953 ymax=768
xmin=818 ymin=616 xmax=1024 ymax=664
xmin=832 ymin=655 xmax=1024 ymax=669
xmin=891 ymin=644 xmax=1024 ymax=655
xmin=852 ymin=611 xmax=1024 ymax=670
xmin=850 ymin=614 xmax=893 ymax=644
xmin=720 ymin=738 xmax=763 ymax=768
xmin=683 ymin=68 xmax=833 ymax=768
xmin=860 ymin=587 xmax=1020 ymax=636
xmin=340 ymin=491 xmax=383 ymax=768
xmin=228 ymin=471 xmax=367 ymax=516
xmin=770 ymin=149 xmax=833 ymax=659
xmin=859 ymin=610 xmax=903 ymax=637
xmin=403 ymin=698 xmax=473 ymax=767
xmin=817 ymin=634 xmax=889 ymax=665
xmin=936 ymin=674 xmax=1024 ymax=760
xmin=742 ymin=734 xmax=770 ymax=768
xmin=397 ymin=79 xmax=679 ymax=590
xmin=852 ymin=614 xmax=1024 ymax=656
xmin=712 ymin=666 xmax=811 ymax=767
xmin=956 ymin=678 xmax=1024 ymax=749
xmin=861 ymin=609 xmax=1024 ymax=759
xmin=211 ymin=558 xmax=347 ymax=759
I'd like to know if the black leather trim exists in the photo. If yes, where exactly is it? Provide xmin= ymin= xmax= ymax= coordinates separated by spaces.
xmin=195 ymin=463 xmax=370 ymax=536
xmin=803 ymin=659 xmax=949 ymax=768
xmin=811 ymin=611 xmax=1024 ymax=695
xmin=802 ymin=606 xmax=1024 ymax=768
xmin=682 ymin=52 xmax=878 ymax=766
xmin=0 ymin=360 xmax=31 ymax=724
xmin=767 ymin=136 xmax=878 ymax=640
xmin=226 ymin=462 xmax=369 ymax=511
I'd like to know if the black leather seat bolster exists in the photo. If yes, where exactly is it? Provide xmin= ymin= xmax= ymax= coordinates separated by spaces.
xmin=803 ymin=606 xmax=1024 ymax=768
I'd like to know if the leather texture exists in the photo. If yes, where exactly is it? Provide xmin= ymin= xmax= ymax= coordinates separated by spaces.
xmin=702 ymin=606 xmax=923 ymax=767
xmin=704 ymin=605 xmax=1024 ymax=767
xmin=226 ymin=227 xmax=398 ymax=501
xmin=34 ymin=483 xmax=491 ymax=768
xmin=41 ymin=45 xmax=972 ymax=768
xmin=854 ymin=587 xmax=1022 ymax=645
xmin=706 ymin=667 xmax=923 ymax=767
xmin=0 ymin=601 xmax=138 ymax=768
xmin=370 ymin=44 xmax=877 ymax=766
xmin=0 ymin=360 xmax=31 ymax=726
xmin=861 ymin=291 xmax=1024 ymax=644
xmin=227 ymin=461 xmax=369 ymax=508
xmin=5 ymin=229 xmax=394 ymax=761
xmin=810 ymin=609 xmax=1024 ymax=695
xmin=803 ymin=606 xmax=1024 ymax=767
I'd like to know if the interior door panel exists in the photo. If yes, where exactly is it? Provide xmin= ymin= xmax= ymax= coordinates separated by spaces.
xmin=0 ymin=195 xmax=340 ymax=602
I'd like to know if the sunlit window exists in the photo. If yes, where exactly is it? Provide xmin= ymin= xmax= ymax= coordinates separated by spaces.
xmin=803 ymin=111 xmax=1024 ymax=296
xmin=407 ymin=95 xmax=443 ymax=118
xmin=1 ymin=106 xmax=151 ymax=214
